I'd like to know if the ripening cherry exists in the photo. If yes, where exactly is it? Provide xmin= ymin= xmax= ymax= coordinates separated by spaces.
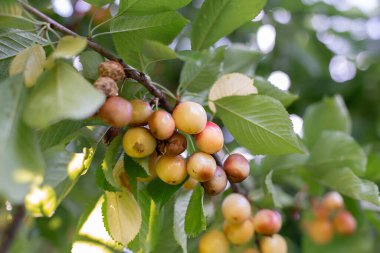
xmin=172 ymin=101 xmax=207 ymax=134
xmin=201 ymin=166 xmax=227 ymax=196
xmin=157 ymin=132 xmax=187 ymax=156
xmin=187 ymin=152 xmax=217 ymax=182
xmin=223 ymin=153 xmax=250 ymax=183
xmin=253 ymin=209 xmax=282 ymax=235
xmin=98 ymin=96 xmax=132 ymax=127
xmin=223 ymin=218 xmax=255 ymax=245
xmin=307 ymin=218 xmax=334 ymax=245
xmin=222 ymin=193 xmax=251 ymax=224
xmin=183 ymin=177 xmax=198 ymax=191
xmin=123 ymin=127 xmax=156 ymax=158
xmin=244 ymin=249 xmax=260 ymax=253
xmin=156 ymin=155 xmax=187 ymax=185
xmin=130 ymin=99 xmax=153 ymax=126
xmin=322 ymin=191 xmax=344 ymax=211
xmin=260 ymin=234 xmax=287 ymax=253
xmin=148 ymin=109 xmax=176 ymax=140
xmin=333 ymin=210 xmax=356 ymax=235
xmin=199 ymin=230 xmax=229 ymax=253
xmin=195 ymin=121 xmax=224 ymax=154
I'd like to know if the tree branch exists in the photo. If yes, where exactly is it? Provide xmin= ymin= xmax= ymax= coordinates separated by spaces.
xmin=0 ymin=206 xmax=25 ymax=253
xmin=21 ymin=2 xmax=245 ymax=195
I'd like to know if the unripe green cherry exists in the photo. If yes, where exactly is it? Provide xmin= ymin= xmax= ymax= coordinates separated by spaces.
xmin=223 ymin=153 xmax=250 ymax=183
xmin=156 ymin=155 xmax=187 ymax=185
xmin=98 ymin=96 xmax=132 ymax=127
xmin=195 ymin=121 xmax=224 ymax=154
xmin=253 ymin=209 xmax=282 ymax=235
xmin=187 ymin=152 xmax=217 ymax=182
xmin=260 ymin=234 xmax=287 ymax=253
xmin=322 ymin=191 xmax=344 ymax=211
xmin=123 ymin=127 xmax=157 ymax=158
xmin=333 ymin=210 xmax=356 ymax=235
xmin=199 ymin=230 xmax=229 ymax=253
xmin=173 ymin=101 xmax=207 ymax=134
xmin=130 ymin=99 xmax=153 ymax=126
xmin=223 ymin=218 xmax=255 ymax=245
xmin=148 ymin=109 xmax=175 ymax=140
xmin=201 ymin=166 xmax=227 ymax=196
xmin=222 ymin=193 xmax=251 ymax=224
xmin=307 ymin=218 xmax=333 ymax=245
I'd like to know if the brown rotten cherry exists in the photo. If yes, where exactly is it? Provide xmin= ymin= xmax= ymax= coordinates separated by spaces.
xmin=172 ymin=101 xmax=207 ymax=134
xmin=187 ymin=152 xmax=216 ymax=182
xmin=98 ymin=96 xmax=132 ymax=127
xmin=130 ymin=99 xmax=153 ymax=126
xmin=222 ymin=193 xmax=251 ymax=224
xmin=157 ymin=132 xmax=187 ymax=156
xmin=253 ymin=209 xmax=282 ymax=235
xmin=123 ymin=127 xmax=156 ymax=158
xmin=195 ymin=121 xmax=224 ymax=154
xmin=201 ymin=166 xmax=227 ymax=196
xmin=223 ymin=153 xmax=250 ymax=183
xmin=148 ymin=109 xmax=175 ymax=140
xmin=156 ymin=155 xmax=187 ymax=185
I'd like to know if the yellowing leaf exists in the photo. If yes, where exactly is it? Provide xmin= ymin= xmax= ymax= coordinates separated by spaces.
xmin=9 ymin=44 xmax=46 ymax=87
xmin=208 ymin=73 xmax=257 ymax=112
xmin=105 ymin=190 xmax=142 ymax=245
xmin=45 ymin=36 xmax=87 ymax=68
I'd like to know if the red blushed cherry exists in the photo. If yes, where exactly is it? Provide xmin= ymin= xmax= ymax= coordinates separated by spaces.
xmin=253 ymin=209 xmax=282 ymax=235
xmin=333 ymin=210 xmax=356 ymax=235
xmin=195 ymin=121 xmax=224 ymax=154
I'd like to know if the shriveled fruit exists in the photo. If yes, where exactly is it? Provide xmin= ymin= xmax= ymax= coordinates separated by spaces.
xmin=187 ymin=152 xmax=216 ymax=182
xmin=253 ymin=209 xmax=282 ymax=235
xmin=123 ymin=127 xmax=157 ymax=158
xmin=322 ymin=191 xmax=344 ymax=211
xmin=130 ymin=99 xmax=153 ymax=126
xmin=98 ymin=60 xmax=125 ymax=82
xmin=157 ymin=132 xmax=187 ymax=156
xmin=260 ymin=234 xmax=287 ymax=253
xmin=98 ymin=96 xmax=132 ymax=127
xmin=183 ymin=177 xmax=198 ymax=190
xmin=223 ymin=218 xmax=255 ymax=245
xmin=222 ymin=193 xmax=251 ymax=224
xmin=173 ymin=101 xmax=207 ymax=134
xmin=94 ymin=77 xmax=118 ymax=97
xmin=148 ymin=109 xmax=175 ymax=140
xmin=201 ymin=166 xmax=227 ymax=196
xmin=195 ymin=121 xmax=224 ymax=154
xmin=199 ymin=230 xmax=229 ymax=253
xmin=156 ymin=155 xmax=187 ymax=185
xmin=307 ymin=218 xmax=333 ymax=245
xmin=223 ymin=153 xmax=250 ymax=183
xmin=333 ymin=210 xmax=356 ymax=235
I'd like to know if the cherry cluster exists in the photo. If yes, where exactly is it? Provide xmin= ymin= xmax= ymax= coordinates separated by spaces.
xmin=304 ymin=191 xmax=357 ymax=245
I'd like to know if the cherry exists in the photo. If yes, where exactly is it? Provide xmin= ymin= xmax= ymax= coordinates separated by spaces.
xmin=307 ymin=218 xmax=333 ymax=245
xmin=157 ymin=132 xmax=187 ymax=156
xmin=98 ymin=96 xmax=132 ymax=127
xmin=122 ymin=127 xmax=156 ymax=158
xmin=155 ymin=155 xmax=187 ymax=185
xmin=187 ymin=152 xmax=217 ymax=182
xmin=173 ymin=101 xmax=207 ymax=134
xmin=322 ymin=191 xmax=344 ymax=211
xmin=199 ymin=230 xmax=229 ymax=253
xmin=201 ymin=166 xmax=227 ymax=196
xmin=183 ymin=177 xmax=198 ymax=191
xmin=130 ymin=99 xmax=153 ymax=126
xmin=223 ymin=153 xmax=250 ymax=183
xmin=260 ymin=234 xmax=287 ymax=253
xmin=253 ymin=209 xmax=282 ymax=235
xmin=222 ymin=193 xmax=251 ymax=224
xmin=223 ymin=218 xmax=255 ymax=245
xmin=148 ymin=109 xmax=175 ymax=140
xmin=333 ymin=210 xmax=356 ymax=235
xmin=195 ymin=121 xmax=224 ymax=154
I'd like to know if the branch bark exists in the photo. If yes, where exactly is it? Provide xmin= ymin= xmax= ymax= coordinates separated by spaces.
xmin=0 ymin=206 xmax=25 ymax=253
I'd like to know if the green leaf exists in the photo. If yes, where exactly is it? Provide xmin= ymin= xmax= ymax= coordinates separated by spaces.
xmin=185 ymin=185 xmax=206 ymax=237
xmin=223 ymin=46 xmax=261 ymax=75
xmin=364 ymin=144 xmax=380 ymax=182
xmin=303 ymin=96 xmax=351 ymax=148
xmin=307 ymin=131 xmax=367 ymax=176
xmin=9 ymin=44 xmax=46 ymax=87
xmin=0 ymin=16 xmax=34 ymax=30
xmin=101 ymin=135 xmax=124 ymax=190
xmin=215 ymin=95 xmax=303 ymax=155
xmin=178 ymin=47 xmax=225 ymax=94
xmin=299 ymin=167 xmax=380 ymax=206
xmin=191 ymin=0 xmax=267 ymax=50
xmin=45 ymin=36 xmax=87 ymax=67
xmin=0 ymin=28 xmax=48 ymax=60
xmin=141 ymin=40 xmax=177 ymax=70
xmin=147 ymin=178 xmax=183 ymax=209
xmin=84 ymin=0 xmax=113 ymax=6
xmin=265 ymin=171 xmax=284 ymax=208
xmin=80 ymin=50 xmax=104 ymax=81
xmin=124 ymin=155 xmax=149 ymax=179
xmin=0 ymin=1 xmax=22 ymax=16
xmin=174 ymin=191 xmax=192 ymax=253
xmin=254 ymin=76 xmax=298 ymax=107
xmin=111 ymin=11 xmax=188 ymax=69
xmin=23 ymin=61 xmax=105 ymax=129
xmin=0 ymin=75 xmax=44 ymax=203
xmin=119 ymin=0 xmax=191 ymax=14
xmin=104 ymin=191 xmax=142 ymax=245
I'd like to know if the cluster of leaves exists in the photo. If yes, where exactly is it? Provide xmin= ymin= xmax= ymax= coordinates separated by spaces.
xmin=0 ymin=0 xmax=380 ymax=253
